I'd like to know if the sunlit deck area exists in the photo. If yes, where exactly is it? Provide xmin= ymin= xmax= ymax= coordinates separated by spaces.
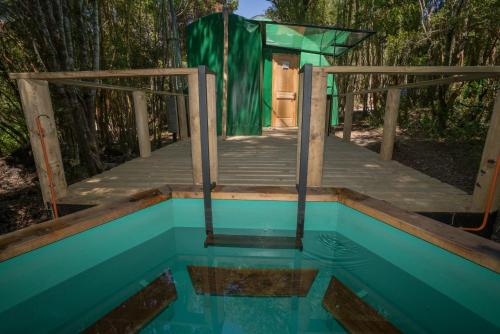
xmin=59 ymin=129 xmax=472 ymax=213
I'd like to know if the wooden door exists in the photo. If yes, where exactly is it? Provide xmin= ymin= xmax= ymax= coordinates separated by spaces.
xmin=272 ymin=53 xmax=299 ymax=127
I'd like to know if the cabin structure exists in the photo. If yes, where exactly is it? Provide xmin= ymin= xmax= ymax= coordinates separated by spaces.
xmin=186 ymin=13 xmax=374 ymax=135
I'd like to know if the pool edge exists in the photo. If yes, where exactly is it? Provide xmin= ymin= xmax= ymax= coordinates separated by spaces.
xmin=1 ymin=184 xmax=499 ymax=275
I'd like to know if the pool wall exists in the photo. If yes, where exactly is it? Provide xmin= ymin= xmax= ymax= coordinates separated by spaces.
xmin=1 ymin=185 xmax=499 ymax=331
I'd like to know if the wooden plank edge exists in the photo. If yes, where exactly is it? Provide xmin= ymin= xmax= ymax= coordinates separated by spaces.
xmin=187 ymin=266 xmax=318 ymax=297
xmin=83 ymin=271 xmax=177 ymax=333
xmin=9 ymin=68 xmax=198 ymax=80
xmin=5 ymin=182 xmax=498 ymax=276
xmin=322 ymin=276 xmax=401 ymax=334
xmin=0 ymin=187 xmax=172 ymax=262
xmin=313 ymin=65 xmax=500 ymax=75
xmin=169 ymin=184 xmax=340 ymax=202
xmin=204 ymin=234 xmax=303 ymax=250
xmin=338 ymin=188 xmax=500 ymax=274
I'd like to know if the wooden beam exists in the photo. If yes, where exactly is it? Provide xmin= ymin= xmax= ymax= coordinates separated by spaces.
xmin=221 ymin=6 xmax=229 ymax=139
xmin=315 ymin=66 xmax=500 ymax=75
xmin=297 ymin=70 xmax=328 ymax=186
xmin=343 ymin=93 xmax=354 ymax=142
xmin=188 ymin=266 xmax=318 ymax=296
xmin=188 ymin=73 xmax=202 ymax=184
xmin=132 ymin=91 xmax=151 ymax=158
xmin=83 ymin=272 xmax=177 ymax=333
xmin=339 ymin=188 xmax=500 ymax=274
xmin=380 ymin=89 xmax=401 ymax=161
xmin=472 ymin=91 xmax=500 ymax=212
xmin=322 ymin=276 xmax=401 ymax=334
xmin=176 ymin=95 xmax=188 ymax=140
xmin=336 ymin=73 xmax=499 ymax=96
xmin=188 ymin=70 xmax=218 ymax=184
xmin=0 ymin=188 xmax=171 ymax=263
xmin=9 ymin=68 xmax=197 ymax=80
xmin=169 ymin=185 xmax=340 ymax=202
xmin=16 ymin=79 xmax=67 ymax=205
xmin=207 ymin=73 xmax=219 ymax=183
xmin=204 ymin=234 xmax=302 ymax=249
xmin=50 ymin=79 xmax=187 ymax=96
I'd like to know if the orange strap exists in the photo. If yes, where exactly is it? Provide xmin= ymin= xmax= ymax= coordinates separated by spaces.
xmin=462 ymin=152 xmax=500 ymax=232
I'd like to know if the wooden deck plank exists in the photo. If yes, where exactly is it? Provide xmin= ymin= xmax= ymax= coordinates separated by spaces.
xmin=59 ymin=129 xmax=473 ymax=213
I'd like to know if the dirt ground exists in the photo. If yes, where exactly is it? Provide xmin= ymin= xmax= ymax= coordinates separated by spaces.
xmin=335 ymin=125 xmax=483 ymax=194
xmin=0 ymin=158 xmax=48 ymax=234
xmin=0 ymin=128 xmax=485 ymax=234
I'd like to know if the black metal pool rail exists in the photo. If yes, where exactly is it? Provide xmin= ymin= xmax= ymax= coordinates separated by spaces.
xmin=201 ymin=64 xmax=315 ymax=251
xmin=197 ymin=66 xmax=215 ymax=240
xmin=296 ymin=64 xmax=313 ymax=244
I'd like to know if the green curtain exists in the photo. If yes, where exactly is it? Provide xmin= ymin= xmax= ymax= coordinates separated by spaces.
xmin=187 ymin=13 xmax=262 ymax=135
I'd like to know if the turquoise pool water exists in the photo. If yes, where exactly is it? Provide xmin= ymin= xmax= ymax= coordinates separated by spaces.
xmin=0 ymin=199 xmax=499 ymax=333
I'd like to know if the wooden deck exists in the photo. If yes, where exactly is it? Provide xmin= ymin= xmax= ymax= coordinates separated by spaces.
xmin=59 ymin=129 xmax=472 ymax=213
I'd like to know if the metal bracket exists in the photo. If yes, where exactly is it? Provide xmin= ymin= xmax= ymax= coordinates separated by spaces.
xmin=198 ymin=66 xmax=215 ymax=241
xmin=296 ymin=64 xmax=313 ymax=246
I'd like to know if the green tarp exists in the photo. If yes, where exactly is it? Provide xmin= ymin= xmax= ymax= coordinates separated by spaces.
xmin=264 ymin=23 xmax=372 ymax=57
xmin=187 ymin=14 xmax=371 ymax=135
xmin=187 ymin=13 xmax=262 ymax=135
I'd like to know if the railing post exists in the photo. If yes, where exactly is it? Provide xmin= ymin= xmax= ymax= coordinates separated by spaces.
xmin=188 ymin=72 xmax=202 ymax=184
xmin=206 ymin=72 xmax=219 ymax=183
xmin=188 ymin=67 xmax=218 ymax=185
xmin=472 ymin=91 xmax=500 ymax=212
xmin=296 ymin=67 xmax=328 ymax=186
xmin=132 ymin=90 xmax=151 ymax=158
xmin=343 ymin=92 xmax=354 ymax=142
xmin=16 ymin=79 xmax=67 ymax=205
xmin=380 ymin=88 xmax=401 ymax=161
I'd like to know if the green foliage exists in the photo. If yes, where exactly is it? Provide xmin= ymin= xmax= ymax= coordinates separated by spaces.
xmin=0 ymin=0 xmax=223 ymax=165
xmin=267 ymin=0 xmax=500 ymax=140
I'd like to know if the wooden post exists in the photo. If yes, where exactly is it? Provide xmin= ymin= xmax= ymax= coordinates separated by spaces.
xmin=176 ymin=95 xmax=188 ymax=140
xmin=16 ymin=79 xmax=67 ymax=205
xmin=221 ymin=6 xmax=229 ymax=139
xmin=380 ymin=88 xmax=401 ymax=161
xmin=343 ymin=93 xmax=354 ymax=142
xmin=188 ymin=73 xmax=202 ymax=184
xmin=297 ymin=70 xmax=328 ymax=186
xmin=472 ymin=91 xmax=500 ymax=212
xmin=188 ymin=70 xmax=218 ymax=185
xmin=132 ymin=90 xmax=151 ymax=158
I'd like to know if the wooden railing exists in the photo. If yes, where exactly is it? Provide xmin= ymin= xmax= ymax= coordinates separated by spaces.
xmin=9 ymin=67 xmax=217 ymax=206
xmin=10 ymin=65 xmax=500 ymax=214
xmin=300 ymin=65 xmax=500 ymax=212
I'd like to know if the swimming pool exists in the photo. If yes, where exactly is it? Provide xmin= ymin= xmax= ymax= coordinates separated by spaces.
xmin=0 ymin=185 xmax=499 ymax=333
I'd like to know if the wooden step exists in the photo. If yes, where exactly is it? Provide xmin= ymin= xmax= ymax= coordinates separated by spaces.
xmin=322 ymin=276 xmax=401 ymax=334
xmin=188 ymin=266 xmax=318 ymax=297
xmin=83 ymin=272 xmax=177 ymax=334
xmin=204 ymin=234 xmax=302 ymax=250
